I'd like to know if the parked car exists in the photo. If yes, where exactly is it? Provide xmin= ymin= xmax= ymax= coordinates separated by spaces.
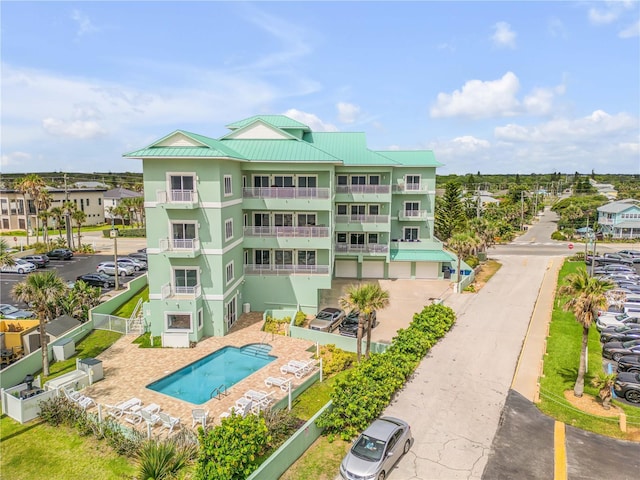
xmin=339 ymin=310 xmax=378 ymax=337
xmin=128 ymin=252 xmax=148 ymax=261
xmin=615 ymin=252 xmax=640 ymax=263
xmin=96 ymin=261 xmax=134 ymax=277
xmin=21 ymin=254 xmax=50 ymax=268
xmin=46 ymin=248 xmax=73 ymax=260
xmin=339 ymin=416 xmax=413 ymax=480
xmin=600 ymin=326 xmax=640 ymax=344
xmin=618 ymin=250 xmax=640 ymax=259
xmin=76 ymin=273 xmax=116 ymax=288
xmin=613 ymin=372 xmax=640 ymax=403
xmin=598 ymin=264 xmax=636 ymax=274
xmin=602 ymin=339 xmax=640 ymax=361
xmin=0 ymin=258 xmax=37 ymax=274
xmin=617 ymin=356 xmax=640 ymax=374
xmin=0 ymin=304 xmax=34 ymax=319
xmin=596 ymin=314 xmax=640 ymax=331
xmin=116 ymin=257 xmax=147 ymax=271
xmin=309 ymin=307 xmax=346 ymax=332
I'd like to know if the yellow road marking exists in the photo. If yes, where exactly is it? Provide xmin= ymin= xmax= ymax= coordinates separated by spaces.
xmin=554 ymin=421 xmax=567 ymax=480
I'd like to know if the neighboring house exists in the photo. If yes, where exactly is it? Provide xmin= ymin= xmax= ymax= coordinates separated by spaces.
xmin=104 ymin=187 xmax=142 ymax=225
xmin=23 ymin=314 xmax=81 ymax=354
xmin=125 ymin=114 xmax=457 ymax=343
xmin=0 ymin=187 xmax=107 ymax=231
xmin=597 ymin=199 xmax=640 ymax=238
xmin=590 ymin=179 xmax=617 ymax=200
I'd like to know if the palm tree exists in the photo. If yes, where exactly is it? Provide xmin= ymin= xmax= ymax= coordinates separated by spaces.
xmin=339 ymin=283 xmax=390 ymax=361
xmin=14 ymin=174 xmax=46 ymax=245
xmin=0 ymin=239 xmax=15 ymax=268
xmin=72 ymin=209 xmax=87 ymax=248
xmin=35 ymin=190 xmax=52 ymax=243
xmin=591 ymin=372 xmax=617 ymax=410
xmin=38 ymin=210 xmax=51 ymax=244
xmin=447 ymin=232 xmax=479 ymax=291
xmin=12 ymin=271 xmax=67 ymax=376
xmin=63 ymin=201 xmax=77 ymax=249
xmin=50 ymin=206 xmax=64 ymax=239
xmin=559 ymin=268 xmax=613 ymax=397
xmin=64 ymin=280 xmax=101 ymax=321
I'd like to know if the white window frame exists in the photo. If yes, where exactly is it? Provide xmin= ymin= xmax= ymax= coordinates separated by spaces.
xmin=404 ymin=201 xmax=420 ymax=211
xmin=166 ymin=172 xmax=197 ymax=197
xmin=198 ymin=309 xmax=203 ymax=330
xmin=170 ymin=220 xmax=198 ymax=241
xmin=225 ymin=218 xmax=234 ymax=241
xmin=165 ymin=311 xmax=193 ymax=332
xmin=336 ymin=175 xmax=348 ymax=186
xmin=336 ymin=204 xmax=348 ymax=215
xmin=403 ymin=227 xmax=420 ymax=241
xmin=244 ymin=250 xmax=250 ymax=265
xmin=225 ymin=260 xmax=234 ymax=285
xmin=297 ymin=175 xmax=317 ymax=188
xmin=369 ymin=175 xmax=380 ymax=185
xmin=226 ymin=296 xmax=237 ymax=329
xmin=224 ymin=175 xmax=233 ymax=196
xmin=172 ymin=267 xmax=199 ymax=291
xmin=404 ymin=174 xmax=421 ymax=190
xmin=297 ymin=250 xmax=316 ymax=265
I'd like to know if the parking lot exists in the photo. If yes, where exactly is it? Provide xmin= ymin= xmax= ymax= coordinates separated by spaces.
xmin=1 ymin=253 xmax=146 ymax=308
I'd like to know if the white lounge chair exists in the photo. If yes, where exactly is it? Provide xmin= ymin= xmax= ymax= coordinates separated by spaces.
xmin=244 ymin=390 xmax=275 ymax=413
xmin=280 ymin=360 xmax=314 ymax=378
xmin=62 ymin=386 xmax=96 ymax=410
xmin=264 ymin=376 xmax=293 ymax=392
xmin=125 ymin=403 xmax=161 ymax=425
xmin=192 ymin=408 xmax=209 ymax=428
xmin=105 ymin=398 xmax=142 ymax=418
xmin=220 ymin=399 xmax=253 ymax=419
xmin=289 ymin=359 xmax=316 ymax=373
xmin=158 ymin=412 xmax=180 ymax=434
xmin=141 ymin=408 xmax=161 ymax=428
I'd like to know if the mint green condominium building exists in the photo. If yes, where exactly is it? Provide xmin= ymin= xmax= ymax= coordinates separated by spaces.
xmin=125 ymin=115 xmax=455 ymax=344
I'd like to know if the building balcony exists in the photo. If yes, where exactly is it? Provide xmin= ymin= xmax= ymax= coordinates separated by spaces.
xmin=334 ymin=243 xmax=389 ymax=254
xmin=398 ymin=210 xmax=428 ymax=221
xmin=243 ymin=264 xmax=330 ymax=276
xmin=243 ymin=226 xmax=330 ymax=238
xmin=335 ymin=185 xmax=391 ymax=195
xmin=390 ymin=239 xmax=427 ymax=250
xmin=156 ymin=190 xmax=199 ymax=209
xmin=242 ymin=187 xmax=330 ymax=200
xmin=392 ymin=184 xmax=431 ymax=194
xmin=335 ymin=214 xmax=389 ymax=224
xmin=159 ymin=238 xmax=201 ymax=257
xmin=160 ymin=283 xmax=202 ymax=299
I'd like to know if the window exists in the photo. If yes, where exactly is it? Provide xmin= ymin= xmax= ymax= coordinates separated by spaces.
xmin=404 ymin=227 xmax=419 ymax=241
xmin=350 ymin=233 xmax=365 ymax=245
xmin=226 ymin=297 xmax=237 ymax=328
xmin=337 ymin=233 xmax=347 ymax=243
xmin=244 ymin=250 xmax=249 ymax=265
xmin=254 ymin=213 xmax=270 ymax=226
xmin=98 ymin=198 xmax=102 ymax=206
xmin=1 ymin=200 xmax=8 ymax=215
xmin=253 ymin=175 xmax=269 ymax=188
xmin=297 ymin=213 xmax=316 ymax=226
xmin=351 ymin=205 xmax=365 ymax=216
xmin=80 ymin=199 xmax=85 ymax=211
xmin=243 ymin=214 xmax=248 ymax=227
xmin=298 ymin=176 xmax=317 ymax=187
xmin=368 ymin=233 xmax=379 ymax=244
xmin=169 ymin=174 xmax=195 ymax=202
xmin=337 ymin=175 xmax=348 ymax=186
xmin=275 ymin=250 xmax=293 ymax=266
xmin=225 ymin=219 xmax=233 ymax=240
xmin=369 ymin=175 xmax=380 ymax=185
xmin=172 ymin=222 xmax=197 ymax=248
xmin=274 ymin=213 xmax=293 ymax=227
xmin=404 ymin=202 xmax=420 ymax=216
xmin=336 ymin=204 xmax=347 ymax=215
xmin=226 ymin=261 xmax=234 ymax=284
xmin=298 ymin=250 xmax=316 ymax=265
xmin=351 ymin=175 xmax=366 ymax=185
xmin=273 ymin=175 xmax=294 ymax=187
xmin=224 ymin=175 xmax=232 ymax=196
xmin=174 ymin=268 xmax=198 ymax=292
xmin=405 ymin=175 xmax=421 ymax=190
xmin=255 ymin=250 xmax=270 ymax=265
xmin=198 ymin=310 xmax=203 ymax=329
xmin=167 ymin=313 xmax=191 ymax=330
xmin=86 ymin=198 xmax=90 ymax=207
xmin=369 ymin=205 xmax=380 ymax=215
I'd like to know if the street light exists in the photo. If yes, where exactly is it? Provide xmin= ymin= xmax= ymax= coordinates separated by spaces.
xmin=110 ymin=227 xmax=119 ymax=290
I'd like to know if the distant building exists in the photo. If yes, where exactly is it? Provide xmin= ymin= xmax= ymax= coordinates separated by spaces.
xmin=597 ymin=199 xmax=640 ymax=238
xmin=104 ymin=187 xmax=142 ymax=225
xmin=74 ymin=181 xmax=109 ymax=189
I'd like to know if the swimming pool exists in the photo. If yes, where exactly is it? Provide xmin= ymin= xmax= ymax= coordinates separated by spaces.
xmin=147 ymin=344 xmax=276 ymax=404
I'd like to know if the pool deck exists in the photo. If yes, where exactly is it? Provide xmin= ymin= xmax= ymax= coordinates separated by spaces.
xmin=82 ymin=312 xmax=316 ymax=436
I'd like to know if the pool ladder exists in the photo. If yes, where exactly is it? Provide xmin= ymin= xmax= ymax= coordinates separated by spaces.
xmin=210 ymin=384 xmax=229 ymax=400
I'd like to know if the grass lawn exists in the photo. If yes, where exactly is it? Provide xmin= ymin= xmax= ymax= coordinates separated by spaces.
xmin=111 ymin=286 xmax=149 ymax=318
xmin=538 ymin=259 xmax=640 ymax=439
xmin=279 ymin=435 xmax=350 ymax=480
xmin=0 ymin=414 xmax=137 ymax=480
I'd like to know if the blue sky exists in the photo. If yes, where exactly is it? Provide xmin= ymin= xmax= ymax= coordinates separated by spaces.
xmin=2 ymin=1 xmax=639 ymax=175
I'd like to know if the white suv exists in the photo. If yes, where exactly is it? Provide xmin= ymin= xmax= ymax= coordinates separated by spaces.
xmin=0 ymin=258 xmax=37 ymax=274
xmin=96 ymin=261 xmax=135 ymax=277
xmin=116 ymin=257 xmax=147 ymax=271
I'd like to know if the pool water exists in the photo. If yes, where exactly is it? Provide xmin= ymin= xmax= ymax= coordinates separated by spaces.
xmin=147 ymin=344 xmax=275 ymax=404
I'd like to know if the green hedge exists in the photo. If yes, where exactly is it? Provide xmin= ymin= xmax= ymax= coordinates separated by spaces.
xmin=317 ymin=304 xmax=456 ymax=439
xmin=102 ymin=228 xmax=146 ymax=238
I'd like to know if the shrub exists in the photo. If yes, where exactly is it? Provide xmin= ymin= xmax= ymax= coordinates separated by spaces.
xmin=103 ymin=228 xmax=146 ymax=238
xmin=31 ymin=242 xmax=50 ymax=254
xmin=263 ymin=315 xmax=290 ymax=335
xmin=196 ymin=413 xmax=270 ymax=480
xmin=77 ymin=243 xmax=95 ymax=253
xmin=551 ymin=231 xmax=566 ymax=241
xmin=294 ymin=310 xmax=307 ymax=327
xmin=136 ymin=439 xmax=196 ymax=480
xmin=319 ymin=344 xmax=356 ymax=376
xmin=465 ymin=255 xmax=479 ymax=268
xmin=262 ymin=408 xmax=305 ymax=448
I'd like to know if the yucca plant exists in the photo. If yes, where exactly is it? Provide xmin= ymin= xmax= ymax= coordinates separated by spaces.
xmin=136 ymin=439 xmax=193 ymax=480
xmin=590 ymin=372 xmax=617 ymax=410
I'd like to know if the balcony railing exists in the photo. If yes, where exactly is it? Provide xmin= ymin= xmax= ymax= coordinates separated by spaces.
xmin=161 ymin=283 xmax=201 ymax=299
xmin=244 ymin=264 xmax=330 ymax=275
xmin=392 ymin=184 xmax=427 ymax=193
xmin=159 ymin=238 xmax=200 ymax=252
xmin=242 ymin=187 xmax=330 ymax=199
xmin=335 ymin=185 xmax=391 ymax=194
xmin=335 ymin=214 xmax=389 ymax=224
xmin=156 ymin=190 xmax=198 ymax=203
xmin=398 ymin=210 xmax=428 ymax=220
xmin=243 ymin=226 xmax=330 ymax=238
xmin=334 ymin=243 xmax=389 ymax=253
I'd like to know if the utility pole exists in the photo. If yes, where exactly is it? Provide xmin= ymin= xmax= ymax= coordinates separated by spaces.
xmin=520 ymin=190 xmax=525 ymax=231
xmin=476 ymin=186 xmax=481 ymax=219
xmin=111 ymin=224 xmax=120 ymax=290
xmin=64 ymin=173 xmax=73 ymax=249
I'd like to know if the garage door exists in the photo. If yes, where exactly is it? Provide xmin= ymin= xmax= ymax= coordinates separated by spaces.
xmin=415 ymin=262 xmax=438 ymax=279
xmin=389 ymin=261 xmax=411 ymax=279
xmin=335 ymin=260 xmax=358 ymax=278
xmin=362 ymin=261 xmax=384 ymax=279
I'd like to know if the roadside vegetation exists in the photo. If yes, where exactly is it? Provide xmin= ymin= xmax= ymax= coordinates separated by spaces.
xmin=538 ymin=259 xmax=640 ymax=440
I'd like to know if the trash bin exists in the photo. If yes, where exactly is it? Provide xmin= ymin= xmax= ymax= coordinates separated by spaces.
xmin=243 ymin=303 xmax=251 ymax=313
xmin=52 ymin=338 xmax=75 ymax=361
xmin=78 ymin=358 xmax=104 ymax=382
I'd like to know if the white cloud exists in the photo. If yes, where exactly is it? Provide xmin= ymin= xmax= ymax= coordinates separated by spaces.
xmin=548 ymin=17 xmax=568 ymax=38
xmin=619 ymin=19 xmax=640 ymax=38
xmin=491 ymin=22 xmax=517 ymax=49
xmin=1 ymin=151 xmax=31 ymax=169
xmin=589 ymin=7 xmax=619 ymax=25
xmin=70 ymin=10 xmax=99 ymax=37
xmin=336 ymin=102 xmax=361 ymax=124
xmin=587 ymin=1 xmax=637 ymax=27
xmin=430 ymin=72 xmax=521 ymax=118
xmin=42 ymin=118 xmax=107 ymax=139
xmin=282 ymin=109 xmax=338 ymax=132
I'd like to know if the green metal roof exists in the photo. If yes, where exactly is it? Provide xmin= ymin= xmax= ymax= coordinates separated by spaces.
xmin=377 ymin=150 xmax=442 ymax=167
xmin=390 ymin=249 xmax=455 ymax=262
xmin=123 ymin=130 xmax=245 ymax=159
xmin=304 ymin=132 xmax=399 ymax=166
xmin=226 ymin=115 xmax=310 ymax=131
xmin=219 ymin=139 xmax=342 ymax=162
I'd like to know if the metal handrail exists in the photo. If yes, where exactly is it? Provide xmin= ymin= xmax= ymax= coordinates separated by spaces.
xmin=210 ymin=384 xmax=228 ymax=400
